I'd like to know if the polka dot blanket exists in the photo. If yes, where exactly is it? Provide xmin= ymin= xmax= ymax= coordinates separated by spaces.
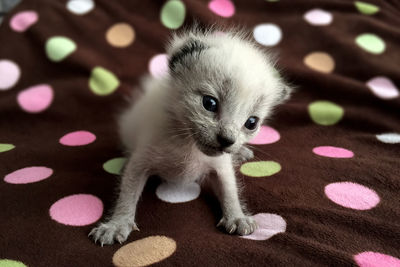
xmin=0 ymin=0 xmax=399 ymax=266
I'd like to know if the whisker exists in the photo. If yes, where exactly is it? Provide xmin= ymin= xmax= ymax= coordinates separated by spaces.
xmin=246 ymin=145 xmax=273 ymax=159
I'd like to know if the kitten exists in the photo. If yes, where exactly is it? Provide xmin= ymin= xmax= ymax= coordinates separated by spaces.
xmin=89 ymin=27 xmax=291 ymax=246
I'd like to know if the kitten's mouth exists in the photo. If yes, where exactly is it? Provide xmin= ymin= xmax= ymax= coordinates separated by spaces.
xmin=195 ymin=141 xmax=225 ymax=157
xmin=189 ymin=128 xmax=226 ymax=156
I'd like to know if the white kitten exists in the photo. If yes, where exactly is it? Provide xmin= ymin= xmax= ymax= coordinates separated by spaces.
xmin=89 ymin=27 xmax=291 ymax=246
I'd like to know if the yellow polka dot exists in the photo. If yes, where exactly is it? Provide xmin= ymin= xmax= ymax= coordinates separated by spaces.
xmin=304 ymin=52 xmax=335 ymax=73
xmin=106 ymin=23 xmax=135 ymax=48
xmin=113 ymin=236 xmax=176 ymax=267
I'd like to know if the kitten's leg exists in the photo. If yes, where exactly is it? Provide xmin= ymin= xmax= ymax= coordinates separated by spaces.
xmin=211 ymin=157 xmax=257 ymax=236
xmin=89 ymin=155 xmax=148 ymax=246
xmin=233 ymin=146 xmax=254 ymax=163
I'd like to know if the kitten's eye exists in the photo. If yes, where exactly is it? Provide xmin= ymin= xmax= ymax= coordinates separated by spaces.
xmin=202 ymin=95 xmax=218 ymax=112
xmin=244 ymin=116 xmax=259 ymax=130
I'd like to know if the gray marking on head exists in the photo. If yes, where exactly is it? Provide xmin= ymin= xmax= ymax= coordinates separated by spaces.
xmin=169 ymin=39 xmax=208 ymax=71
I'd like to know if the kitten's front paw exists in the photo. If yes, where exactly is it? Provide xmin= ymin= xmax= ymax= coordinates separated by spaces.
xmin=235 ymin=146 xmax=254 ymax=163
xmin=217 ymin=216 xmax=257 ymax=236
xmin=89 ymin=220 xmax=139 ymax=246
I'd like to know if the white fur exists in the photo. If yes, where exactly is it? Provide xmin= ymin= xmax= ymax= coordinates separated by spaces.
xmin=89 ymin=27 xmax=291 ymax=245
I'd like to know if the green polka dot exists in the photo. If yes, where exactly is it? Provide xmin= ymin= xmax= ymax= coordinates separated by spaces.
xmin=355 ymin=33 xmax=385 ymax=54
xmin=89 ymin=67 xmax=120 ymax=95
xmin=354 ymin=1 xmax=379 ymax=15
xmin=0 ymin=144 xmax=15 ymax=153
xmin=45 ymin=36 xmax=77 ymax=62
xmin=0 ymin=259 xmax=27 ymax=267
xmin=103 ymin=157 xmax=127 ymax=175
xmin=160 ymin=0 xmax=186 ymax=29
xmin=240 ymin=161 xmax=281 ymax=177
xmin=308 ymin=100 xmax=344 ymax=126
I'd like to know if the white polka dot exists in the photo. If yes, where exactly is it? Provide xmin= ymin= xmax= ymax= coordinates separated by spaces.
xmin=241 ymin=213 xmax=286 ymax=241
xmin=376 ymin=133 xmax=400 ymax=144
xmin=253 ymin=23 xmax=282 ymax=46
xmin=66 ymin=0 xmax=95 ymax=15
xmin=156 ymin=182 xmax=201 ymax=203
xmin=0 ymin=59 xmax=20 ymax=90
xmin=149 ymin=54 xmax=168 ymax=79
xmin=304 ymin=9 xmax=333 ymax=26
xmin=366 ymin=77 xmax=399 ymax=100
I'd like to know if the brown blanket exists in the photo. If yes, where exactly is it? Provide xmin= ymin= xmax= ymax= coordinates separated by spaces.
xmin=1 ymin=0 xmax=399 ymax=266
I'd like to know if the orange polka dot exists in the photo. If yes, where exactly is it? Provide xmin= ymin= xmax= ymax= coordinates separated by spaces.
xmin=106 ymin=23 xmax=135 ymax=48
xmin=304 ymin=52 xmax=335 ymax=73
xmin=113 ymin=236 xmax=176 ymax=267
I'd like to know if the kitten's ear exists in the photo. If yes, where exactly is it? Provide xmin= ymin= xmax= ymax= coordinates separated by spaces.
xmin=276 ymin=83 xmax=293 ymax=105
xmin=282 ymin=84 xmax=292 ymax=101
xmin=167 ymin=37 xmax=208 ymax=72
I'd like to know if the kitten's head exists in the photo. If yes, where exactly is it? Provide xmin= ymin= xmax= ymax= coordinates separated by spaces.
xmin=165 ymin=28 xmax=291 ymax=156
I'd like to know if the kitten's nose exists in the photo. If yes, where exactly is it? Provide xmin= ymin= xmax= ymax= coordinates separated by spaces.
xmin=217 ymin=134 xmax=235 ymax=148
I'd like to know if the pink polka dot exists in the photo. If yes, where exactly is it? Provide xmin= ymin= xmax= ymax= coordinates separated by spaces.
xmin=249 ymin=125 xmax=280 ymax=145
xmin=208 ymin=0 xmax=235 ymax=18
xmin=313 ymin=146 xmax=354 ymax=158
xmin=214 ymin=31 xmax=226 ymax=36
xmin=354 ymin=252 xmax=400 ymax=267
xmin=10 ymin=11 xmax=39 ymax=32
xmin=149 ymin=54 xmax=168 ymax=79
xmin=241 ymin=213 xmax=286 ymax=241
xmin=0 ymin=60 xmax=20 ymax=90
xmin=17 ymin=84 xmax=54 ymax=113
xmin=4 ymin=166 xmax=53 ymax=184
xmin=49 ymin=194 xmax=103 ymax=226
xmin=325 ymin=182 xmax=380 ymax=210
xmin=59 ymin=130 xmax=96 ymax=146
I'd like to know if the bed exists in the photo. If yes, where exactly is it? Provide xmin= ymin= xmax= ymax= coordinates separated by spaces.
xmin=0 ymin=0 xmax=399 ymax=266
